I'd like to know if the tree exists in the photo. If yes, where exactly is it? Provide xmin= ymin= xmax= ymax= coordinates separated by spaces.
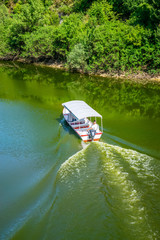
xmin=8 ymin=0 xmax=46 ymax=53
xmin=0 ymin=4 xmax=11 ymax=56
xmin=87 ymin=0 xmax=116 ymax=24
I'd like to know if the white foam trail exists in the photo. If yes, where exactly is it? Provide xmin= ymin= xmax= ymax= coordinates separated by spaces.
xmin=57 ymin=144 xmax=89 ymax=182
xmin=57 ymin=141 xmax=158 ymax=239
xmin=81 ymin=141 xmax=90 ymax=149
xmin=96 ymin=142 xmax=157 ymax=239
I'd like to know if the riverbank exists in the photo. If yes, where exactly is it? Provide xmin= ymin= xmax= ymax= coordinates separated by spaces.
xmin=0 ymin=57 xmax=160 ymax=84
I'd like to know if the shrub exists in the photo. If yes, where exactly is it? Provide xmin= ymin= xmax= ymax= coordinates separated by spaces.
xmin=67 ymin=43 xmax=87 ymax=71
xmin=87 ymin=0 xmax=116 ymax=24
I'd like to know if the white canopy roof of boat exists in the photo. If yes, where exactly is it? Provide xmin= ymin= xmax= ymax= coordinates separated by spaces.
xmin=62 ymin=100 xmax=102 ymax=119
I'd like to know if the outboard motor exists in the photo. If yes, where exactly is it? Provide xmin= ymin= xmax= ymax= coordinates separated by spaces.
xmin=89 ymin=129 xmax=96 ymax=140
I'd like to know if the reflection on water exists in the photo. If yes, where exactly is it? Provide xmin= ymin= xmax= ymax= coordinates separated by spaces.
xmin=0 ymin=61 xmax=160 ymax=240
xmin=1 ymin=61 xmax=160 ymax=119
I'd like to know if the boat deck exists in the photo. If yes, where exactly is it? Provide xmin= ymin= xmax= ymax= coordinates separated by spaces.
xmin=63 ymin=113 xmax=102 ymax=142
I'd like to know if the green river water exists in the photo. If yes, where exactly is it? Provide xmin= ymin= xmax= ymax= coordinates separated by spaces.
xmin=0 ymin=61 xmax=160 ymax=240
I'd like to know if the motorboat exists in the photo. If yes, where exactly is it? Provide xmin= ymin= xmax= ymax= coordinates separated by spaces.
xmin=62 ymin=100 xmax=103 ymax=142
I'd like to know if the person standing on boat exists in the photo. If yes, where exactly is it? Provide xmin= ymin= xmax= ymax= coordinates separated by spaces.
xmin=88 ymin=120 xmax=99 ymax=139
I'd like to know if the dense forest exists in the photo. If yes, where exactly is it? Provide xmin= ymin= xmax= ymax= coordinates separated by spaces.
xmin=0 ymin=0 xmax=160 ymax=76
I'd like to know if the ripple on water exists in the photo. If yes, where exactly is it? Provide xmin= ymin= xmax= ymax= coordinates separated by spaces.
xmin=55 ymin=142 xmax=159 ymax=240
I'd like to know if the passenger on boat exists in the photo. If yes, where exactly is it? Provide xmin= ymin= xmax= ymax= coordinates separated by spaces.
xmin=88 ymin=120 xmax=99 ymax=139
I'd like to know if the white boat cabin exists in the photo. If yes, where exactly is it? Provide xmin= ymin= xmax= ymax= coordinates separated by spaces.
xmin=62 ymin=100 xmax=103 ymax=142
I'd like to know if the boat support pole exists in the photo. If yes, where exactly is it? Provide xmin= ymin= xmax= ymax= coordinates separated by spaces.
xmin=101 ymin=117 xmax=103 ymax=133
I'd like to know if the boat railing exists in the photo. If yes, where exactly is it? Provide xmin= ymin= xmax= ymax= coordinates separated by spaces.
xmin=73 ymin=124 xmax=89 ymax=129
xmin=65 ymin=112 xmax=103 ymax=133
xmin=70 ymin=121 xmax=84 ymax=125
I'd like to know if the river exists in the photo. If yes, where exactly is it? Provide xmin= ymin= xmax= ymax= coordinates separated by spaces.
xmin=0 ymin=61 xmax=160 ymax=240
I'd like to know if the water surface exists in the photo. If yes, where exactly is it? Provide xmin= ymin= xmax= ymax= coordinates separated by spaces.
xmin=0 ymin=62 xmax=160 ymax=240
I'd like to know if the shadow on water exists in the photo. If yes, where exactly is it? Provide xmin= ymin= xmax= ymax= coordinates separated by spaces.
xmin=57 ymin=114 xmax=80 ymax=141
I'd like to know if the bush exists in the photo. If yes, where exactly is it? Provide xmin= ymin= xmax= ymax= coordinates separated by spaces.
xmin=87 ymin=0 xmax=116 ymax=24
xmin=67 ymin=43 xmax=87 ymax=71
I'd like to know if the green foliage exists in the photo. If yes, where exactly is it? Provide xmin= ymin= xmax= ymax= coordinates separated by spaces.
xmin=79 ymin=20 xmax=159 ymax=73
xmin=0 ymin=4 xmax=11 ymax=56
xmin=43 ymin=9 xmax=59 ymax=26
xmin=7 ymin=0 xmax=45 ymax=53
xmin=129 ymin=2 xmax=160 ymax=28
xmin=15 ymin=0 xmax=45 ymax=29
xmin=87 ymin=0 xmax=116 ymax=24
xmin=7 ymin=0 xmax=59 ymax=54
xmin=52 ymin=13 xmax=84 ymax=59
xmin=1 ymin=0 xmax=160 ymax=75
xmin=73 ymin=0 xmax=95 ymax=12
xmin=58 ymin=4 xmax=72 ymax=15
xmin=41 ymin=0 xmax=53 ymax=7
xmin=2 ymin=0 xmax=18 ymax=8
xmin=108 ymin=0 xmax=160 ymax=28
xmin=108 ymin=0 xmax=144 ymax=18
xmin=67 ymin=43 xmax=87 ymax=71
xmin=22 ymin=26 xmax=56 ymax=58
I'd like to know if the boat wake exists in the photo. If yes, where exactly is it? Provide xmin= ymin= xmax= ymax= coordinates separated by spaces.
xmin=53 ymin=142 xmax=159 ymax=240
